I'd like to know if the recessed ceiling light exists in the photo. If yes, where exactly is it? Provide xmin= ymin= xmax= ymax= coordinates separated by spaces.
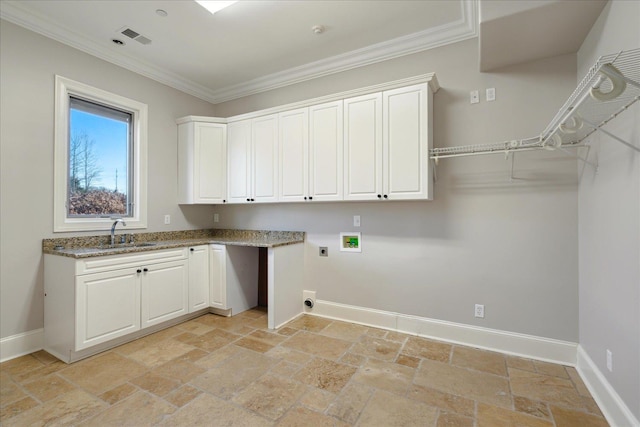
xmin=156 ymin=9 xmax=168 ymax=17
xmin=112 ymin=39 xmax=125 ymax=46
xmin=312 ymin=25 xmax=325 ymax=35
xmin=195 ymin=1 xmax=237 ymax=15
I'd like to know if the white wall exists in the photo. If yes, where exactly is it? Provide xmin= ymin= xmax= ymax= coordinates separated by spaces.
xmin=214 ymin=39 xmax=580 ymax=341
xmin=577 ymin=0 xmax=640 ymax=420
xmin=0 ymin=21 xmax=217 ymax=339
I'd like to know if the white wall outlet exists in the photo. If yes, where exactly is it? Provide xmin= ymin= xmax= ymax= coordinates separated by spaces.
xmin=475 ymin=304 xmax=485 ymax=318
xmin=486 ymin=87 xmax=496 ymax=102
xmin=470 ymin=90 xmax=479 ymax=104
xmin=213 ymin=213 xmax=219 ymax=223
xmin=303 ymin=290 xmax=316 ymax=311
xmin=606 ymin=349 xmax=613 ymax=372
xmin=164 ymin=214 xmax=171 ymax=225
xmin=353 ymin=215 xmax=361 ymax=227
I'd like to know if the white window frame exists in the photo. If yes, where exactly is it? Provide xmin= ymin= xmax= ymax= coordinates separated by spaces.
xmin=54 ymin=75 xmax=148 ymax=232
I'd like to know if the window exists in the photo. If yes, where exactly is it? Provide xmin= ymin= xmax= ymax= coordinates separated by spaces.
xmin=54 ymin=76 xmax=147 ymax=232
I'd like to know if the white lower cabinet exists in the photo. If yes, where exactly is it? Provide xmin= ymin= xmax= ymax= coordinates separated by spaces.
xmin=188 ymin=245 xmax=210 ymax=312
xmin=140 ymin=259 xmax=189 ymax=328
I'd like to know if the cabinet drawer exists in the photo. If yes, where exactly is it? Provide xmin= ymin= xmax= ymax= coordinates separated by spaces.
xmin=76 ymin=248 xmax=188 ymax=275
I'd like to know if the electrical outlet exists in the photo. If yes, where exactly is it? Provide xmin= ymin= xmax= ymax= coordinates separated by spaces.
xmin=470 ymin=90 xmax=479 ymax=104
xmin=354 ymin=215 xmax=361 ymax=227
xmin=606 ymin=349 xmax=613 ymax=372
xmin=319 ymin=247 xmax=328 ymax=257
xmin=475 ymin=304 xmax=485 ymax=318
xmin=213 ymin=213 xmax=219 ymax=223
xmin=164 ymin=214 xmax=171 ymax=225
xmin=486 ymin=87 xmax=496 ymax=102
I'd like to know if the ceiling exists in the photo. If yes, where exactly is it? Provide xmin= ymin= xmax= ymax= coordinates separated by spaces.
xmin=1 ymin=0 xmax=606 ymax=104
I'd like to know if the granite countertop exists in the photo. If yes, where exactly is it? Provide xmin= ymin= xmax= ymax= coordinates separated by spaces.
xmin=43 ymin=229 xmax=305 ymax=259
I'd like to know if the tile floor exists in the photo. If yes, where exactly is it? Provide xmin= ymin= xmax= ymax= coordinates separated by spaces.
xmin=1 ymin=310 xmax=609 ymax=426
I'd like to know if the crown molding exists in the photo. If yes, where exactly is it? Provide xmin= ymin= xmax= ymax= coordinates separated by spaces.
xmin=1 ymin=0 xmax=477 ymax=105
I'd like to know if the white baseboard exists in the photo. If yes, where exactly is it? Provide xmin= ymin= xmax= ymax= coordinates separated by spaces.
xmin=309 ymin=299 xmax=578 ymax=365
xmin=576 ymin=345 xmax=640 ymax=427
xmin=0 ymin=328 xmax=44 ymax=363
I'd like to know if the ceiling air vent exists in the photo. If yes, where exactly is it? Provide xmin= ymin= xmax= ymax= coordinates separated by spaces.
xmin=118 ymin=27 xmax=152 ymax=45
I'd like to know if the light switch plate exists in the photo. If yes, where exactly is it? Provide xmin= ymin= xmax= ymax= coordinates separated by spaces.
xmin=353 ymin=215 xmax=361 ymax=227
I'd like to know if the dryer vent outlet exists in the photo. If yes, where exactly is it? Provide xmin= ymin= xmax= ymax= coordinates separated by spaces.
xmin=304 ymin=298 xmax=314 ymax=308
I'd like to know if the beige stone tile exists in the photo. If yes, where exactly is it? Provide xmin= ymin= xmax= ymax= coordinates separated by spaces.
xmin=283 ymin=331 xmax=352 ymax=360
xmin=239 ymin=308 xmax=267 ymax=319
xmin=506 ymin=355 xmax=536 ymax=372
xmin=287 ymin=315 xmax=332 ymax=332
xmin=357 ymin=390 xmax=438 ymax=427
xmin=395 ymin=353 xmax=420 ymax=369
xmin=266 ymin=346 xmax=313 ymax=365
xmin=408 ymin=384 xmax=475 ymax=417
xmin=0 ymin=378 xmax=26 ymax=407
xmin=0 ymin=396 xmax=39 ymax=422
xmin=250 ymin=329 xmax=288 ymax=346
xmin=385 ymin=331 xmax=409 ymax=343
xmin=339 ymin=352 xmax=367 ymax=367
xmin=278 ymin=406 xmax=348 ymax=427
xmin=30 ymin=350 xmax=59 ymax=366
xmin=319 ymin=321 xmax=368 ymax=341
xmin=210 ymin=314 xmax=261 ymax=334
xmin=477 ymin=403 xmax=554 ymax=427
xmin=81 ymin=391 xmax=175 ymax=426
xmin=509 ymin=368 xmax=585 ymax=410
xmin=176 ymin=348 xmax=208 ymax=362
xmin=402 ymin=336 xmax=452 ymax=363
xmin=566 ymin=366 xmax=591 ymax=396
xmin=174 ymin=328 xmax=239 ymax=353
xmin=437 ymin=412 xmax=474 ymax=427
xmin=235 ymin=336 xmax=275 ymax=353
xmin=352 ymin=358 xmax=415 ymax=396
xmin=0 ymin=355 xmax=45 ymax=378
xmin=194 ymin=344 xmax=243 ymax=369
xmin=451 ymin=346 xmax=507 ymax=377
xmin=191 ymin=349 xmax=277 ymax=399
xmin=131 ymin=372 xmax=180 ymax=396
xmin=127 ymin=338 xmax=198 ymax=368
xmin=114 ymin=327 xmax=181 ymax=355
xmin=11 ymin=361 xmax=66 ymax=384
xmin=513 ymin=396 xmax=551 ymax=420
xmin=582 ymin=396 xmax=605 ymax=417
xmin=293 ymin=358 xmax=356 ymax=393
xmin=59 ymin=352 xmax=147 ymax=395
xmin=153 ymin=359 xmax=206 ymax=384
xmin=4 ymin=388 xmax=106 ymax=427
xmin=415 ymin=359 xmax=512 ymax=408
xmin=244 ymin=316 xmax=269 ymax=331
xmin=299 ymin=387 xmax=336 ymax=412
xmin=160 ymin=393 xmax=272 ymax=427
xmin=327 ymin=382 xmax=373 ymax=424
xmin=534 ymin=360 xmax=570 ymax=379
xmin=22 ymin=373 xmax=77 ymax=402
xmin=176 ymin=318 xmax=216 ymax=335
xmin=365 ymin=328 xmax=387 ymax=338
xmin=350 ymin=336 xmax=402 ymax=362
xmin=98 ymin=382 xmax=137 ymax=405
xmin=270 ymin=361 xmax=300 ymax=377
xmin=277 ymin=326 xmax=298 ymax=336
xmin=163 ymin=385 xmax=201 ymax=408
xmin=549 ymin=405 xmax=609 ymax=427
xmin=233 ymin=374 xmax=306 ymax=420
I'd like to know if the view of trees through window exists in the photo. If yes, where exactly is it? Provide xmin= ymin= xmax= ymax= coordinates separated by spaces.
xmin=68 ymin=97 xmax=132 ymax=217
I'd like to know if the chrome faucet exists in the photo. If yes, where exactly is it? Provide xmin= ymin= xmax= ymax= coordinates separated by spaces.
xmin=110 ymin=218 xmax=127 ymax=245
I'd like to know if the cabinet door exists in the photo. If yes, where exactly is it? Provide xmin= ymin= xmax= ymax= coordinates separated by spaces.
xmin=141 ymin=259 xmax=189 ymax=328
xmin=279 ymin=108 xmax=309 ymax=202
xmin=383 ymin=83 xmax=431 ymax=200
xmin=188 ymin=245 xmax=209 ymax=312
xmin=76 ymin=268 xmax=140 ymax=350
xmin=227 ymin=120 xmax=252 ymax=203
xmin=343 ymin=93 xmax=383 ymax=201
xmin=252 ymin=114 xmax=279 ymax=203
xmin=309 ymin=101 xmax=343 ymax=201
xmin=209 ymin=244 xmax=227 ymax=310
xmin=194 ymin=123 xmax=227 ymax=203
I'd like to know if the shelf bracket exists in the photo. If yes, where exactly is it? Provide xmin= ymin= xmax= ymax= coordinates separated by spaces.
xmin=581 ymin=117 xmax=640 ymax=153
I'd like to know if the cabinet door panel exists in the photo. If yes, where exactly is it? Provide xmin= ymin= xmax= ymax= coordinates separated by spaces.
xmin=141 ymin=260 xmax=189 ymax=328
xmin=344 ymin=93 xmax=382 ymax=200
xmin=209 ymin=244 xmax=227 ymax=310
xmin=252 ymin=114 xmax=279 ymax=202
xmin=279 ymin=108 xmax=309 ymax=202
xmin=188 ymin=246 xmax=209 ymax=312
xmin=309 ymin=101 xmax=343 ymax=201
xmin=76 ymin=269 xmax=140 ymax=350
xmin=227 ymin=120 xmax=252 ymax=203
xmin=195 ymin=123 xmax=226 ymax=203
xmin=383 ymin=84 xmax=430 ymax=200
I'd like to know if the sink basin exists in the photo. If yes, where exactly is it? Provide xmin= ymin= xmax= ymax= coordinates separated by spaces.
xmin=99 ymin=242 xmax=158 ymax=249
xmin=134 ymin=242 xmax=157 ymax=247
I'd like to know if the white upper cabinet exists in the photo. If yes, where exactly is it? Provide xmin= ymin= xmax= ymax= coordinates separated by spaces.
xmin=227 ymin=115 xmax=278 ymax=203
xmin=279 ymin=108 xmax=309 ymax=202
xmin=383 ymin=83 xmax=432 ymax=200
xmin=344 ymin=83 xmax=432 ymax=201
xmin=178 ymin=120 xmax=227 ymax=204
xmin=309 ymin=100 xmax=343 ymax=201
